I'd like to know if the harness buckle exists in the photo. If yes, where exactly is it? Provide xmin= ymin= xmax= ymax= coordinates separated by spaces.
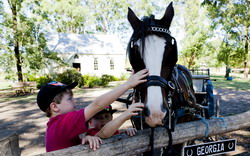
xmin=168 ymin=81 xmax=175 ymax=91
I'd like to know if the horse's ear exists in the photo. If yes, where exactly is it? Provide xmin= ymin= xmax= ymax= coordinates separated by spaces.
xmin=160 ymin=2 xmax=174 ymax=28
xmin=128 ymin=7 xmax=141 ymax=30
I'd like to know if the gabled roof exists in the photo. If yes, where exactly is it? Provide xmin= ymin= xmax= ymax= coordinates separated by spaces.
xmin=45 ymin=33 xmax=125 ymax=55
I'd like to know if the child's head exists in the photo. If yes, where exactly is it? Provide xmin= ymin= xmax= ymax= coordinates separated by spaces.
xmin=37 ymin=81 xmax=78 ymax=117
xmin=89 ymin=105 xmax=117 ymax=130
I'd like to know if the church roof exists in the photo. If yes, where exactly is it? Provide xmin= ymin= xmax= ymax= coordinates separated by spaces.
xmin=45 ymin=33 xmax=125 ymax=55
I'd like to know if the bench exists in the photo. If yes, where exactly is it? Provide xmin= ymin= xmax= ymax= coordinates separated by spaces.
xmin=11 ymin=82 xmax=37 ymax=95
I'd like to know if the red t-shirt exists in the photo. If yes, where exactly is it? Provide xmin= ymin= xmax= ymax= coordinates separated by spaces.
xmin=86 ymin=128 xmax=120 ymax=136
xmin=46 ymin=109 xmax=87 ymax=152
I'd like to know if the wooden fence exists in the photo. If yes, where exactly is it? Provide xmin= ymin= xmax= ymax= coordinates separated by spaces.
xmin=0 ymin=130 xmax=19 ymax=156
xmin=36 ymin=110 xmax=250 ymax=156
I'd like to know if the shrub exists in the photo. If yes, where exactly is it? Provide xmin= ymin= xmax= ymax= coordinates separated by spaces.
xmin=89 ymin=76 xmax=102 ymax=88
xmin=83 ymin=75 xmax=101 ymax=88
xmin=56 ymin=69 xmax=83 ymax=87
xmin=100 ymin=74 xmax=117 ymax=86
xmin=26 ymin=74 xmax=38 ymax=82
xmin=82 ymin=74 xmax=91 ymax=86
xmin=36 ymin=75 xmax=53 ymax=88
xmin=119 ymin=72 xmax=129 ymax=80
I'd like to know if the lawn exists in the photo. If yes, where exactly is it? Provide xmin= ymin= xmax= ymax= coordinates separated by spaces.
xmin=0 ymin=72 xmax=12 ymax=90
xmin=211 ymin=75 xmax=250 ymax=91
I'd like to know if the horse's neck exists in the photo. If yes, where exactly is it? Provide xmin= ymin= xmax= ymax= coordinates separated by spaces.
xmin=172 ymin=65 xmax=198 ymax=109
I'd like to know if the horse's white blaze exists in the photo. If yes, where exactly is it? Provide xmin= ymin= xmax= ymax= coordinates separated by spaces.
xmin=140 ymin=35 xmax=166 ymax=127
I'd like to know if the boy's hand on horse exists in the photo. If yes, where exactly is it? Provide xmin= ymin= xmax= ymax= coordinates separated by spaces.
xmin=124 ymin=102 xmax=144 ymax=119
xmin=126 ymin=68 xmax=149 ymax=89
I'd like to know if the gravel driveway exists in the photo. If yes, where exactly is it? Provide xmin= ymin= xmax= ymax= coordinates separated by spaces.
xmin=213 ymin=88 xmax=250 ymax=156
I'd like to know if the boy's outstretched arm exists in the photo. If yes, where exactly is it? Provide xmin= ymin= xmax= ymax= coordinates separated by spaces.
xmin=95 ymin=103 xmax=144 ymax=138
xmin=85 ymin=69 xmax=148 ymax=121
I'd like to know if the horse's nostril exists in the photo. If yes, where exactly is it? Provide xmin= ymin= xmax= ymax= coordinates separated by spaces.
xmin=144 ymin=106 xmax=150 ymax=117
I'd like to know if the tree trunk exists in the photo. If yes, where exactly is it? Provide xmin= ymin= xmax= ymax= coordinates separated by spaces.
xmin=14 ymin=44 xmax=23 ymax=82
xmin=10 ymin=0 xmax=23 ymax=82
xmin=243 ymin=27 xmax=249 ymax=78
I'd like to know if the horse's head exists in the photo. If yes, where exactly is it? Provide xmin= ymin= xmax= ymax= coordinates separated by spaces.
xmin=127 ymin=2 xmax=178 ymax=127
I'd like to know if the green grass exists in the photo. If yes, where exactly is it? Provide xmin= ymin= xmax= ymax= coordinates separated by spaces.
xmin=211 ymin=75 xmax=250 ymax=91
xmin=0 ymin=72 xmax=12 ymax=90
xmin=0 ymin=79 xmax=11 ymax=89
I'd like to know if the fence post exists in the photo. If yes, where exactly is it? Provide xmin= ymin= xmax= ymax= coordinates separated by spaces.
xmin=0 ymin=130 xmax=20 ymax=156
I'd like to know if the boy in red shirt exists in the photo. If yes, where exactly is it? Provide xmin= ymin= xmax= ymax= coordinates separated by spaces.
xmin=36 ymin=69 xmax=148 ymax=152
xmin=87 ymin=104 xmax=143 ymax=138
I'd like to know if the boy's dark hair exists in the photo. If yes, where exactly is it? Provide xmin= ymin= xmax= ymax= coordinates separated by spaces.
xmin=37 ymin=81 xmax=78 ymax=113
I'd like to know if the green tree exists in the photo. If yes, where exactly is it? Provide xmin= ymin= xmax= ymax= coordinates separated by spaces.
xmin=38 ymin=0 xmax=89 ymax=34
xmin=84 ymin=0 xmax=129 ymax=33
xmin=202 ymin=0 xmax=250 ymax=76
xmin=178 ymin=0 xmax=211 ymax=68
xmin=0 ymin=0 xmax=64 ymax=81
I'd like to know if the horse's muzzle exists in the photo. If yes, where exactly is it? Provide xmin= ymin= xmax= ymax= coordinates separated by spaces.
xmin=145 ymin=110 xmax=166 ymax=127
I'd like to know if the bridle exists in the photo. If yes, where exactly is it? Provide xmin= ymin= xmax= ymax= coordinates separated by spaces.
xmin=128 ymin=15 xmax=179 ymax=155
xmin=128 ymin=14 xmax=177 ymax=126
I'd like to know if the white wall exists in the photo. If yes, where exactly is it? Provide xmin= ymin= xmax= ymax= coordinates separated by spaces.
xmin=67 ymin=54 xmax=126 ymax=77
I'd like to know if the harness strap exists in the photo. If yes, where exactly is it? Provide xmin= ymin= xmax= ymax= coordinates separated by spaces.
xmin=162 ymin=126 xmax=176 ymax=156
xmin=180 ymin=70 xmax=191 ymax=91
xmin=150 ymin=127 xmax=155 ymax=156
xmin=138 ymin=75 xmax=172 ymax=90
xmin=172 ymin=67 xmax=183 ymax=94
xmin=150 ymin=126 xmax=175 ymax=156
xmin=147 ymin=75 xmax=169 ymax=85
xmin=195 ymin=114 xmax=210 ymax=137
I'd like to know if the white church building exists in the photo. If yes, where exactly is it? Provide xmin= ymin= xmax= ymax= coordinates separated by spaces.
xmin=45 ymin=33 xmax=127 ymax=77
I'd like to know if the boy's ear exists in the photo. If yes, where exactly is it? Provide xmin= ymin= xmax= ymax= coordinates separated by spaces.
xmin=50 ymin=102 xmax=60 ymax=112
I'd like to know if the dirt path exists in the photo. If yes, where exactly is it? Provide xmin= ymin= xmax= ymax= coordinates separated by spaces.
xmin=0 ymin=84 xmax=249 ymax=155
xmin=213 ymin=88 xmax=250 ymax=156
